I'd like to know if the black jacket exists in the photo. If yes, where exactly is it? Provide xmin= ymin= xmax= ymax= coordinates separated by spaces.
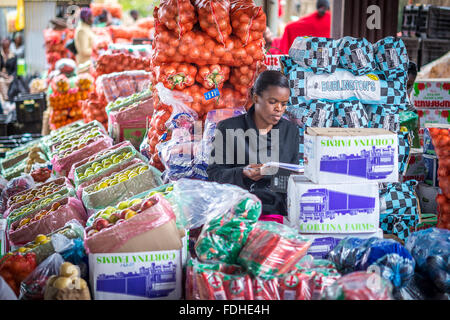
xmin=207 ymin=105 xmax=300 ymax=215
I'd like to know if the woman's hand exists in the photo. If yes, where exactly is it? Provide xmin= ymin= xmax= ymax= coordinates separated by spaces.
xmin=243 ymin=164 xmax=264 ymax=181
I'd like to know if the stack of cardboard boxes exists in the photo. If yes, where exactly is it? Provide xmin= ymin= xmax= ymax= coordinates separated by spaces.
xmin=288 ymin=128 xmax=399 ymax=258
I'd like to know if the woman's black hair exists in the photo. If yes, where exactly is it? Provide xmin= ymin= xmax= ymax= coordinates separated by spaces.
xmin=251 ymin=70 xmax=289 ymax=96
xmin=408 ymin=61 xmax=418 ymax=77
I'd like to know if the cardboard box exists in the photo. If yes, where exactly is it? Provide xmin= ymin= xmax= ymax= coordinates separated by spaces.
xmin=416 ymin=182 xmax=440 ymax=214
xmin=89 ymin=249 xmax=183 ymax=300
xmin=300 ymin=228 xmax=384 ymax=259
xmin=400 ymin=148 xmax=426 ymax=183
xmin=423 ymin=154 xmax=439 ymax=187
xmin=0 ymin=219 xmax=6 ymax=257
xmin=287 ymin=175 xmax=380 ymax=234
xmin=410 ymin=79 xmax=450 ymax=145
xmin=304 ymin=128 xmax=398 ymax=184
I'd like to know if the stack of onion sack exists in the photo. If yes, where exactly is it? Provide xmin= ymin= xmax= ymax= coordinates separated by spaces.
xmin=48 ymin=74 xmax=93 ymax=130
xmin=428 ymin=127 xmax=450 ymax=230
xmin=91 ymin=27 xmax=113 ymax=61
xmin=43 ymin=29 xmax=75 ymax=73
xmin=79 ymin=87 xmax=108 ymax=129
xmin=327 ymin=237 xmax=415 ymax=296
xmin=282 ymin=36 xmax=410 ymax=165
xmin=406 ymin=228 xmax=450 ymax=296
xmin=93 ymin=52 xmax=151 ymax=77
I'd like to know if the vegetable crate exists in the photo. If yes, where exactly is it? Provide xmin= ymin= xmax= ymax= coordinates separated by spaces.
xmin=14 ymin=92 xmax=46 ymax=123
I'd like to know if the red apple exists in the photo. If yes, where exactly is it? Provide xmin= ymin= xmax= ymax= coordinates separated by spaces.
xmin=140 ymin=197 xmax=158 ymax=211
xmin=93 ymin=218 xmax=109 ymax=231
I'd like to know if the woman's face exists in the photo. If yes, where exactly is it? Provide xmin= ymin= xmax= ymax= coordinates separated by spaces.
xmin=253 ymin=85 xmax=290 ymax=126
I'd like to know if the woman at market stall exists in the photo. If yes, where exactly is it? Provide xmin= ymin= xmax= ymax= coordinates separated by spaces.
xmin=207 ymin=70 xmax=300 ymax=220
xmin=74 ymin=7 xmax=95 ymax=65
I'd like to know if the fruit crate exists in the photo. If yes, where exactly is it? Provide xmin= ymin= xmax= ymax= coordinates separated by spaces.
xmin=401 ymin=36 xmax=421 ymax=66
xmin=421 ymin=38 xmax=450 ymax=67
xmin=426 ymin=6 xmax=450 ymax=39
xmin=14 ymin=92 xmax=46 ymax=123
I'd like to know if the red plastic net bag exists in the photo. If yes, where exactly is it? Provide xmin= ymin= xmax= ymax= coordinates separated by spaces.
xmin=230 ymin=0 xmax=266 ymax=45
xmin=157 ymin=0 xmax=197 ymax=38
xmin=194 ymin=0 xmax=232 ymax=46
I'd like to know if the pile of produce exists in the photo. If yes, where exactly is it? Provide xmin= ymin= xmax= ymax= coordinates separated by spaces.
xmin=43 ymin=29 xmax=75 ymax=72
xmin=144 ymin=0 xmax=267 ymax=170
xmin=48 ymin=74 xmax=94 ymax=130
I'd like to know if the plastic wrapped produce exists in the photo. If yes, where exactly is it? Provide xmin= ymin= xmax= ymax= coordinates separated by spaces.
xmin=230 ymin=0 xmax=266 ymax=46
xmin=0 ymin=174 xmax=35 ymax=215
xmin=196 ymin=64 xmax=230 ymax=90
xmin=278 ymin=271 xmax=315 ymax=300
xmin=81 ymin=162 xmax=162 ymax=211
xmin=18 ymin=252 xmax=64 ymax=300
xmin=157 ymin=0 xmax=197 ymax=38
xmin=374 ymin=36 xmax=409 ymax=81
xmin=237 ymin=222 xmax=312 ymax=279
xmin=96 ymin=71 xmax=151 ymax=103
xmin=337 ymin=37 xmax=377 ymax=76
xmin=327 ymin=237 xmax=415 ymax=288
xmin=288 ymin=37 xmax=339 ymax=74
xmin=84 ymin=193 xmax=181 ymax=253
xmin=406 ymin=228 xmax=450 ymax=293
xmin=322 ymin=271 xmax=393 ymax=300
xmin=281 ymin=56 xmax=409 ymax=107
xmin=154 ymin=62 xmax=197 ymax=90
xmin=8 ymin=197 xmax=88 ymax=247
xmin=108 ymin=97 xmax=154 ymax=148
xmin=94 ymin=52 xmax=151 ymax=76
xmin=9 ymin=220 xmax=85 ymax=265
xmin=379 ymin=180 xmax=419 ymax=242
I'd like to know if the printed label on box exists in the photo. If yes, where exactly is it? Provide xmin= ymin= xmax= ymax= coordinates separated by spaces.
xmin=264 ymin=55 xmax=287 ymax=71
xmin=410 ymin=80 xmax=450 ymax=109
xmin=89 ymin=250 xmax=182 ymax=300
xmin=288 ymin=175 xmax=380 ymax=234
xmin=304 ymin=129 xmax=398 ymax=184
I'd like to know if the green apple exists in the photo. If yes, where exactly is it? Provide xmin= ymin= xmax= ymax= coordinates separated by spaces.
xmin=130 ymin=199 xmax=142 ymax=206
xmin=118 ymin=201 xmax=130 ymax=210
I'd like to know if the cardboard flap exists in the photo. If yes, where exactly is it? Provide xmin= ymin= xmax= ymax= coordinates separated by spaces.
xmin=306 ymin=127 xmax=394 ymax=137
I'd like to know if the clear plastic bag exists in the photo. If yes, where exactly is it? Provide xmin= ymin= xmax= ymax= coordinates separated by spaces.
xmin=237 ymin=221 xmax=312 ymax=279
xmin=322 ymin=271 xmax=393 ymax=300
xmin=96 ymin=71 xmax=152 ymax=103
xmin=19 ymin=253 xmax=64 ymax=300
xmin=327 ymin=237 xmax=415 ymax=288
xmin=55 ymin=59 xmax=77 ymax=75
xmin=168 ymin=178 xmax=261 ymax=230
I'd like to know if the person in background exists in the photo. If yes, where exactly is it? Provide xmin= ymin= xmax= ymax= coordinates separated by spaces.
xmin=130 ymin=9 xmax=139 ymax=23
xmin=95 ymin=9 xmax=113 ymax=27
xmin=207 ymin=71 xmax=300 ymax=223
xmin=10 ymin=33 xmax=24 ymax=59
xmin=406 ymin=61 xmax=418 ymax=112
xmin=264 ymin=27 xmax=283 ymax=55
xmin=0 ymin=38 xmax=14 ymax=108
xmin=279 ymin=0 xmax=331 ymax=54
xmin=74 ymin=7 xmax=94 ymax=65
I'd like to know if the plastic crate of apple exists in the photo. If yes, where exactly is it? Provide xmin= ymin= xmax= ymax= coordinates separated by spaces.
xmin=81 ymin=162 xmax=162 ymax=211
xmin=9 ymin=195 xmax=87 ymax=247
xmin=12 ymin=222 xmax=83 ymax=265
xmin=94 ymin=52 xmax=151 ymax=76
xmin=428 ymin=127 xmax=450 ymax=230
xmin=85 ymin=189 xmax=172 ymax=238
xmin=76 ymin=149 xmax=135 ymax=184
xmin=52 ymin=128 xmax=104 ymax=158
xmin=5 ymin=178 xmax=71 ymax=215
